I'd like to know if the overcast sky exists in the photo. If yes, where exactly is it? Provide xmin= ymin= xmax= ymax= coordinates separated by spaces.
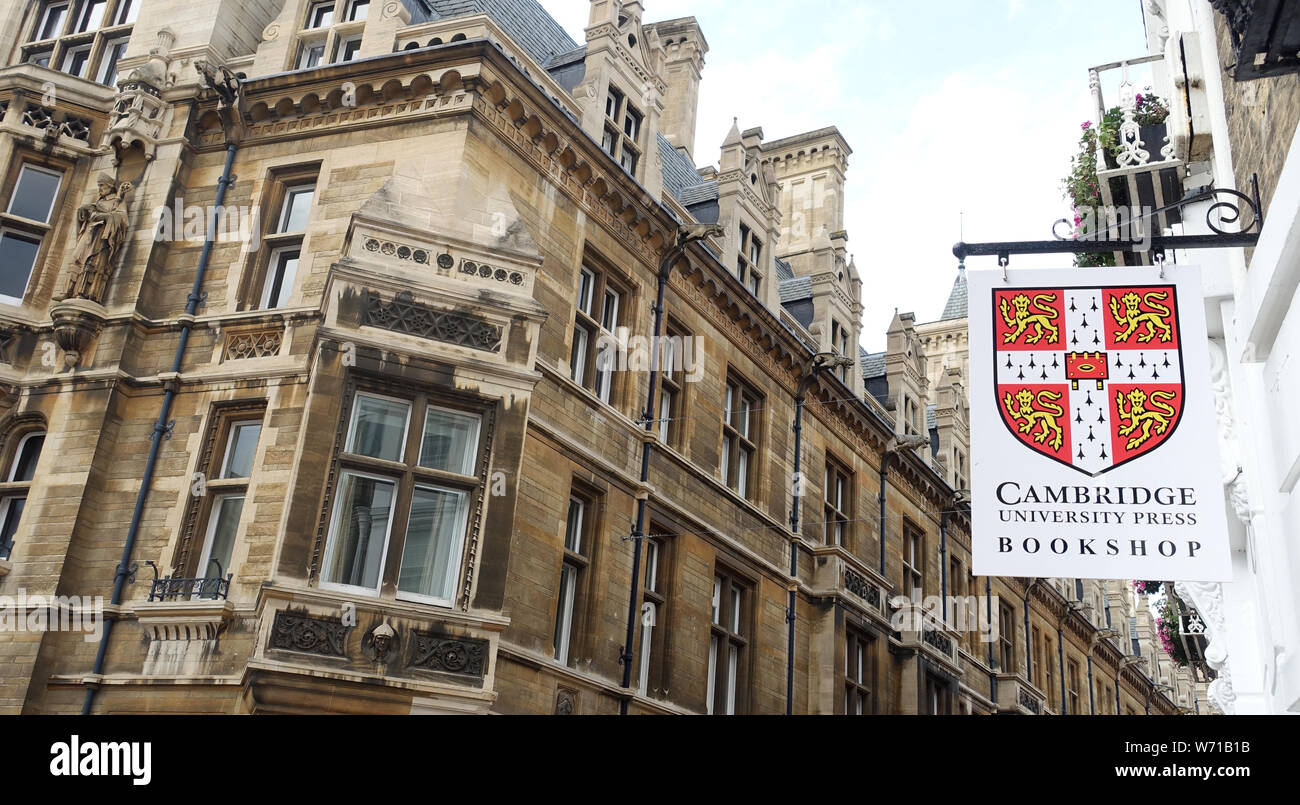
xmin=538 ymin=0 xmax=1152 ymax=350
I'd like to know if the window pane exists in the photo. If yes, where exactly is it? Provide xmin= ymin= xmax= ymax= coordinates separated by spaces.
xmin=601 ymin=288 xmax=619 ymax=331
xmin=114 ymin=0 xmax=138 ymax=25
xmin=279 ymin=185 xmax=314 ymax=232
xmin=76 ymin=0 xmax=106 ymax=31
xmin=706 ymin=634 xmax=718 ymax=714
xmin=346 ymin=394 xmax=409 ymax=462
xmin=298 ymin=42 xmax=325 ymax=69
xmin=9 ymin=166 xmax=61 ymax=222
xmin=37 ymin=3 xmax=68 ymax=39
xmin=307 ymin=1 xmax=334 ymax=27
xmin=262 ymin=249 xmax=299 ymax=309
xmin=730 ymin=587 xmax=741 ymax=633
xmin=736 ymin=447 xmax=749 ymax=496
xmin=657 ymin=391 xmax=671 ymax=442
xmin=564 ymin=498 xmax=583 ymax=553
xmin=554 ymin=563 xmax=576 ymax=663
xmin=645 ymin=541 xmax=659 ymax=591
xmin=0 ymin=496 xmax=26 ymax=556
xmin=397 ymin=485 xmax=467 ymax=600
xmin=98 ymin=38 xmax=127 ymax=86
xmin=0 ymin=232 xmax=42 ymax=300
xmin=637 ymin=608 xmax=653 ymax=696
xmin=10 ymin=434 xmax=45 ymax=482
xmin=570 ymin=326 xmax=588 ymax=383
xmin=347 ymin=0 xmax=369 ymax=21
xmin=338 ymin=35 xmax=361 ymax=62
xmin=418 ymin=407 xmax=479 ymax=475
xmin=200 ymin=494 xmax=244 ymax=579
xmin=221 ymin=423 xmax=261 ymax=479
xmin=711 ymin=577 xmax=721 ymax=624
xmin=323 ymin=474 xmax=394 ymax=588
xmin=726 ymin=645 xmax=738 ymax=714
xmin=577 ymin=268 xmax=594 ymax=313
xmin=61 ymin=45 xmax=91 ymax=78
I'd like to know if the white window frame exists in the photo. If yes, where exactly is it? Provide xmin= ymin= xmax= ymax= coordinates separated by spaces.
xmin=415 ymin=404 xmax=481 ymax=476
xmin=8 ymin=164 xmax=62 ymax=224
xmin=305 ymin=0 xmax=335 ymax=28
xmin=319 ymin=468 xmax=399 ymax=595
xmin=35 ymin=2 xmax=70 ymax=41
xmin=343 ymin=391 xmax=412 ymax=462
xmin=393 ymin=481 xmax=471 ymax=607
xmin=219 ymin=420 xmax=262 ymax=479
xmin=344 ymin=0 xmax=369 ymax=21
xmin=112 ymin=0 xmax=138 ymax=26
xmin=73 ymin=0 xmax=107 ymax=33
xmin=193 ymin=491 xmax=245 ymax=585
xmin=259 ymin=246 xmax=300 ymax=310
xmin=276 ymin=182 xmax=315 ymax=233
xmin=296 ymin=39 xmax=326 ymax=69
xmin=96 ymin=35 xmax=128 ymax=85
xmin=334 ymin=33 xmax=362 ymax=63
xmin=554 ymin=563 xmax=578 ymax=664
xmin=59 ymin=41 xmax=92 ymax=77
xmin=0 ymin=228 xmax=45 ymax=306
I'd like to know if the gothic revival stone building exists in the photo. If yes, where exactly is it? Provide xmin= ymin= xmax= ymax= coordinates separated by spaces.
xmin=0 ymin=0 xmax=1178 ymax=714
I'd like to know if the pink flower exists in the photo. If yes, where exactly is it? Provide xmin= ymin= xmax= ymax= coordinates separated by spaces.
xmin=1081 ymin=121 xmax=1093 ymax=130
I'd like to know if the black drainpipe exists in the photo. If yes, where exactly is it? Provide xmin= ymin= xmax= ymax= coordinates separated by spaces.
xmin=1056 ymin=624 xmax=1067 ymax=714
xmin=986 ymin=575 xmax=995 ymax=705
xmin=877 ymin=458 xmax=889 ymax=578
xmin=938 ymin=511 xmax=948 ymax=620
xmin=1023 ymin=589 xmax=1033 ymax=685
xmin=82 ymin=142 xmax=238 ymax=714
xmin=1087 ymin=655 xmax=1095 ymax=714
xmin=619 ymin=227 xmax=714 ymax=715
xmin=787 ymin=387 xmax=806 ymax=716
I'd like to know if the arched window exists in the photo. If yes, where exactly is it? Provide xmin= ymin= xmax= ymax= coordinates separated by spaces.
xmin=0 ymin=430 xmax=45 ymax=560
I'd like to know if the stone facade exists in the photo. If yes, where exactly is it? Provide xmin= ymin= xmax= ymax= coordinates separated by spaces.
xmin=0 ymin=0 xmax=1179 ymax=715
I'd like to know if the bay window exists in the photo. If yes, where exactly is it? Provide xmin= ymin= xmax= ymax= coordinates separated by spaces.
xmin=320 ymin=390 xmax=483 ymax=606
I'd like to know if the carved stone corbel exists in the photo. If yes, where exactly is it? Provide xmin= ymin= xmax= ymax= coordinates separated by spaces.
xmin=49 ymin=298 xmax=108 ymax=371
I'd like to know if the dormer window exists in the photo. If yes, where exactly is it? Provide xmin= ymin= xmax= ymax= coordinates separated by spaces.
xmin=736 ymin=223 xmax=763 ymax=296
xmin=602 ymin=84 xmax=643 ymax=177
xmin=293 ymin=0 xmax=366 ymax=70
xmin=19 ymin=0 xmax=136 ymax=86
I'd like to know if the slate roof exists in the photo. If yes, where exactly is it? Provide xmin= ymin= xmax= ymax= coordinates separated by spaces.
xmin=659 ymin=134 xmax=706 ymax=201
xmin=778 ymin=276 xmax=812 ymax=304
xmin=860 ymin=348 xmax=885 ymax=379
xmin=775 ymin=258 xmax=794 ymax=282
xmin=941 ymin=268 xmax=968 ymax=320
xmin=679 ymin=182 xmax=718 ymax=207
xmin=423 ymin=0 xmax=579 ymax=66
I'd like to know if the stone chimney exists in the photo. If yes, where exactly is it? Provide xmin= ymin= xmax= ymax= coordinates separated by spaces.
xmin=644 ymin=17 xmax=707 ymax=161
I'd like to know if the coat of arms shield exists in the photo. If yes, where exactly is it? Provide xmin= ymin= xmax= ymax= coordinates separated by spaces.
xmin=992 ymin=284 xmax=1184 ymax=476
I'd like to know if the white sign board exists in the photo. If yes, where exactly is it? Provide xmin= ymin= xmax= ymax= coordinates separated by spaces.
xmin=968 ymin=265 xmax=1230 ymax=581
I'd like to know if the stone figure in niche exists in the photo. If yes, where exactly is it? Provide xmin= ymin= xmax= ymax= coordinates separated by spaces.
xmin=64 ymin=174 xmax=133 ymax=303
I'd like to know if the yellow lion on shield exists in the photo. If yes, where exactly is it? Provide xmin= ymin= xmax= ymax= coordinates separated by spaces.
xmin=1109 ymin=291 xmax=1173 ymax=343
xmin=1115 ymin=388 xmax=1177 ymax=450
xmin=999 ymin=293 xmax=1060 ymax=345
xmin=1002 ymin=388 xmax=1065 ymax=452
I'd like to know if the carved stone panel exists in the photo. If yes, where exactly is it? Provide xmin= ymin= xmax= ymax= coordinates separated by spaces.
xmin=269 ymin=611 xmax=350 ymax=657
xmin=362 ymin=290 xmax=503 ymax=352
xmin=408 ymin=630 xmax=487 ymax=678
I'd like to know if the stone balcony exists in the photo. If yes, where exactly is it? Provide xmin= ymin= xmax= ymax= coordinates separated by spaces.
xmin=996 ymin=672 xmax=1048 ymax=715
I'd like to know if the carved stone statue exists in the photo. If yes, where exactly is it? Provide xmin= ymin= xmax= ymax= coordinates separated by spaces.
xmin=64 ymin=174 xmax=133 ymax=303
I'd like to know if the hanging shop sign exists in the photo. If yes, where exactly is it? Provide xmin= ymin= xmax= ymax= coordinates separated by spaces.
xmin=968 ymin=265 xmax=1230 ymax=581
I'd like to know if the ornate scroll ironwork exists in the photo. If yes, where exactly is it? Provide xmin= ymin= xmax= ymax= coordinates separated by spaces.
xmin=148 ymin=574 xmax=231 ymax=601
xmin=844 ymin=567 xmax=880 ymax=607
xmin=957 ymin=175 xmax=1264 ymax=265
xmin=269 ymin=611 xmax=350 ymax=657
xmin=409 ymin=631 xmax=487 ymax=677
xmin=922 ymin=625 xmax=954 ymax=656
xmin=362 ymin=290 xmax=502 ymax=352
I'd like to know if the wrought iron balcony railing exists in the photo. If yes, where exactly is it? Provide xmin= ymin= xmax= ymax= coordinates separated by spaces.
xmin=145 ymin=561 xmax=232 ymax=602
